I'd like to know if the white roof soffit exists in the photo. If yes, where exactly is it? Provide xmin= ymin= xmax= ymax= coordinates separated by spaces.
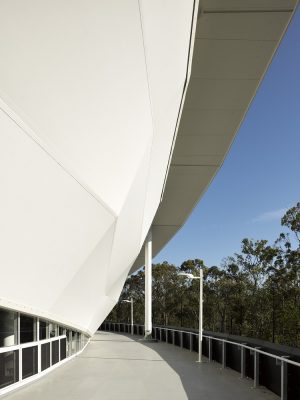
xmin=131 ymin=0 xmax=298 ymax=272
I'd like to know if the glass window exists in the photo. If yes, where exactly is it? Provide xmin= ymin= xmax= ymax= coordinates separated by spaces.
xmin=0 ymin=309 xmax=18 ymax=347
xmin=22 ymin=346 xmax=38 ymax=379
xmin=39 ymin=320 xmax=48 ymax=340
xmin=66 ymin=330 xmax=71 ymax=357
xmin=78 ymin=333 xmax=82 ymax=350
xmin=20 ymin=314 xmax=36 ymax=344
xmin=58 ymin=326 xmax=64 ymax=336
xmin=0 ymin=351 xmax=19 ymax=389
xmin=51 ymin=340 xmax=59 ymax=365
xmin=49 ymin=323 xmax=57 ymax=338
xmin=71 ymin=331 xmax=77 ymax=354
xmin=60 ymin=338 xmax=66 ymax=360
xmin=41 ymin=343 xmax=50 ymax=371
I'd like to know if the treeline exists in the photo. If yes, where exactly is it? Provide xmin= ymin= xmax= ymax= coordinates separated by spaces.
xmin=107 ymin=203 xmax=300 ymax=347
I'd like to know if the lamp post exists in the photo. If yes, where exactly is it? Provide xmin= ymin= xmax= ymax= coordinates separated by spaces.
xmin=178 ymin=267 xmax=203 ymax=363
xmin=122 ymin=298 xmax=134 ymax=335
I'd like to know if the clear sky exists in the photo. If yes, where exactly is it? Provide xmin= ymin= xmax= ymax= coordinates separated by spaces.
xmin=154 ymin=8 xmax=300 ymax=268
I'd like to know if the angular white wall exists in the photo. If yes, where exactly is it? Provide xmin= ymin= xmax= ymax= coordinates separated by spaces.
xmin=0 ymin=0 xmax=195 ymax=334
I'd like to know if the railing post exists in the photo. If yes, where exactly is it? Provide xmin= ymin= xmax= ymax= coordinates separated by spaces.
xmin=208 ymin=337 xmax=212 ymax=362
xmin=190 ymin=333 xmax=193 ymax=352
xmin=281 ymin=357 xmax=289 ymax=400
xmin=172 ymin=330 xmax=175 ymax=345
xmin=180 ymin=332 xmax=183 ymax=348
xmin=160 ymin=328 xmax=162 ymax=341
xmin=222 ymin=340 xmax=226 ymax=369
xmin=241 ymin=346 xmax=246 ymax=378
xmin=254 ymin=348 xmax=261 ymax=388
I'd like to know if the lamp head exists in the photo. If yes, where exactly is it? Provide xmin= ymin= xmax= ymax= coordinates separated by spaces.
xmin=178 ymin=272 xmax=195 ymax=279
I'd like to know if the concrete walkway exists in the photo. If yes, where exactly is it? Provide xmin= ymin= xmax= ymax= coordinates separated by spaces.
xmin=4 ymin=332 xmax=278 ymax=400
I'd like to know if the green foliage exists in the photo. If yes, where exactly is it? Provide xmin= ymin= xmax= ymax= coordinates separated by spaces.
xmin=107 ymin=202 xmax=300 ymax=347
xmin=281 ymin=202 xmax=300 ymax=243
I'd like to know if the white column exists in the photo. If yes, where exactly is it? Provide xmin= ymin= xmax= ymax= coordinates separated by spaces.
xmin=144 ymin=230 xmax=152 ymax=338
xmin=130 ymin=297 xmax=134 ymax=336
xmin=198 ymin=268 xmax=203 ymax=362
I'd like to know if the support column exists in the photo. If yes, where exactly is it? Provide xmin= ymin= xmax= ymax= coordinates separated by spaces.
xmin=144 ymin=230 xmax=152 ymax=339
xmin=130 ymin=297 xmax=134 ymax=336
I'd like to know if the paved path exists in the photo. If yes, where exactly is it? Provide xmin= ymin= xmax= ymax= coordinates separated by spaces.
xmin=4 ymin=332 xmax=278 ymax=400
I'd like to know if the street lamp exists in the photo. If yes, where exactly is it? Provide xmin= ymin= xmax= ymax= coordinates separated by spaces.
xmin=178 ymin=268 xmax=203 ymax=363
xmin=122 ymin=298 xmax=134 ymax=335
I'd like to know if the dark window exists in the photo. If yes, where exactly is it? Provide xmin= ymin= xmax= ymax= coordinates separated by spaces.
xmin=51 ymin=340 xmax=59 ymax=365
xmin=60 ymin=338 xmax=66 ymax=360
xmin=66 ymin=330 xmax=71 ymax=356
xmin=49 ymin=323 xmax=57 ymax=338
xmin=59 ymin=326 xmax=64 ymax=336
xmin=22 ymin=346 xmax=38 ymax=379
xmin=72 ymin=331 xmax=77 ymax=354
xmin=41 ymin=343 xmax=50 ymax=371
xmin=0 ymin=351 xmax=19 ymax=389
xmin=39 ymin=320 xmax=47 ymax=340
xmin=20 ymin=315 xmax=36 ymax=344
xmin=0 ymin=309 xmax=17 ymax=347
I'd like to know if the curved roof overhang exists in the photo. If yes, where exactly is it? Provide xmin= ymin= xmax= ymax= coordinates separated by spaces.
xmin=131 ymin=0 xmax=298 ymax=272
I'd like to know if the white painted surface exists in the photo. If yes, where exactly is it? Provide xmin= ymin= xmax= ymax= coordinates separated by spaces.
xmin=0 ymin=0 xmax=297 ymax=335
xmin=0 ymin=0 xmax=195 ymax=334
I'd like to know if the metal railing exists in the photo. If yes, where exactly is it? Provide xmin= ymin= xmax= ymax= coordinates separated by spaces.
xmin=100 ymin=322 xmax=300 ymax=400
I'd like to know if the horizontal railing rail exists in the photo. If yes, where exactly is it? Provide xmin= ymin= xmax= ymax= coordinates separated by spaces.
xmin=100 ymin=322 xmax=300 ymax=400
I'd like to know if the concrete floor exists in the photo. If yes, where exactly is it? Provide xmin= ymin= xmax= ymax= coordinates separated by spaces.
xmin=4 ymin=332 xmax=278 ymax=400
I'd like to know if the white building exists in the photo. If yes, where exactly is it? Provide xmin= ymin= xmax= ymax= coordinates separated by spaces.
xmin=0 ymin=0 xmax=298 ymax=394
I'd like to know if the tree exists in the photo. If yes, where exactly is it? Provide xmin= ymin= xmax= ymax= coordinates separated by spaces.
xmin=281 ymin=202 xmax=300 ymax=244
xmin=106 ymin=202 xmax=300 ymax=347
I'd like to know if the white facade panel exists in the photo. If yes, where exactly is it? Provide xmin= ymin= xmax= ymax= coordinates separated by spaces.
xmin=0 ymin=107 xmax=115 ymax=327
xmin=0 ymin=0 xmax=153 ymax=215
xmin=139 ymin=0 xmax=195 ymax=240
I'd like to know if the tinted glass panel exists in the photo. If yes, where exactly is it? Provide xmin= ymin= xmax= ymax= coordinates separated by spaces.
xmin=0 ymin=351 xmax=19 ymax=389
xmin=60 ymin=338 xmax=66 ymax=360
xmin=20 ymin=315 xmax=36 ymax=344
xmin=39 ymin=320 xmax=47 ymax=340
xmin=41 ymin=343 xmax=50 ymax=371
xmin=22 ymin=346 xmax=38 ymax=379
xmin=66 ymin=330 xmax=71 ymax=356
xmin=59 ymin=327 xmax=64 ymax=336
xmin=72 ymin=331 xmax=77 ymax=354
xmin=49 ymin=323 xmax=57 ymax=338
xmin=0 ymin=309 xmax=17 ymax=347
xmin=52 ymin=340 xmax=59 ymax=365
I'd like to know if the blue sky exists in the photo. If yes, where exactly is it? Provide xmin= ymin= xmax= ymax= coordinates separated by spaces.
xmin=154 ymin=8 xmax=300 ymax=268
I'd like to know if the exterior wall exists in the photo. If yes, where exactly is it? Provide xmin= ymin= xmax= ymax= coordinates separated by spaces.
xmin=0 ymin=306 xmax=89 ymax=396
xmin=0 ymin=1 xmax=195 ymax=334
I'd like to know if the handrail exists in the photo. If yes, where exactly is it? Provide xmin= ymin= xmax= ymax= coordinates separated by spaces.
xmin=110 ymin=322 xmax=300 ymax=368
xmin=101 ymin=321 xmax=299 ymax=400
